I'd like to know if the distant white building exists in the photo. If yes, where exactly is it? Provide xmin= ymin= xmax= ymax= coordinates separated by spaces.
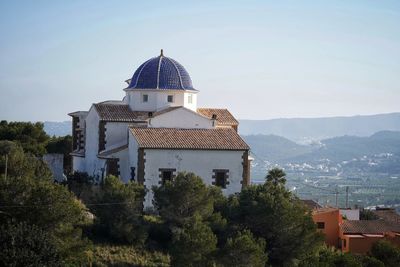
xmin=69 ymin=50 xmax=251 ymax=208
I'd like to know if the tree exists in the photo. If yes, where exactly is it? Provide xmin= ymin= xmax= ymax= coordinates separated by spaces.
xmin=219 ymin=230 xmax=268 ymax=267
xmin=91 ymin=175 xmax=146 ymax=245
xmin=0 ymin=222 xmax=62 ymax=267
xmin=0 ymin=141 xmax=52 ymax=180
xmin=0 ymin=176 xmax=91 ymax=264
xmin=360 ymin=255 xmax=384 ymax=267
xmin=223 ymin=168 xmax=323 ymax=266
xmin=265 ymin=167 xmax=287 ymax=186
xmin=170 ymin=214 xmax=217 ymax=267
xmin=299 ymin=245 xmax=363 ymax=267
xmin=359 ymin=209 xmax=379 ymax=220
xmin=153 ymin=172 xmax=216 ymax=227
xmin=370 ymin=240 xmax=400 ymax=267
xmin=0 ymin=121 xmax=49 ymax=156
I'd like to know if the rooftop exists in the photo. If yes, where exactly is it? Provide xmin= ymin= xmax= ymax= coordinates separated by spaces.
xmin=197 ymin=108 xmax=239 ymax=126
xmin=340 ymin=220 xmax=400 ymax=234
xmin=130 ymin=127 xmax=249 ymax=150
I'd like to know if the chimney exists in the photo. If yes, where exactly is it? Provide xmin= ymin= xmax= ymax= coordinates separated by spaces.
xmin=211 ymin=114 xmax=217 ymax=126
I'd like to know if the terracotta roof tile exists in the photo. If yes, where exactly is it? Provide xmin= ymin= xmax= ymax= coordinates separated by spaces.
xmin=197 ymin=108 xmax=238 ymax=126
xmin=94 ymin=103 xmax=148 ymax=122
xmin=130 ymin=127 xmax=249 ymax=150
xmin=340 ymin=220 xmax=400 ymax=234
xmin=94 ymin=104 xmax=184 ymax=122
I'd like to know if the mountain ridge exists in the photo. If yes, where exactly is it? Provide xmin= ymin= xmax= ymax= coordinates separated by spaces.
xmin=239 ymin=112 xmax=400 ymax=142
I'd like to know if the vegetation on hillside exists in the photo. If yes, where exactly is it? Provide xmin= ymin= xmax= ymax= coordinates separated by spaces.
xmin=1 ymin=121 xmax=399 ymax=266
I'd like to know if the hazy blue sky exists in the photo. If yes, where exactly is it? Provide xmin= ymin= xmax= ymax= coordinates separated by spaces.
xmin=1 ymin=0 xmax=399 ymax=121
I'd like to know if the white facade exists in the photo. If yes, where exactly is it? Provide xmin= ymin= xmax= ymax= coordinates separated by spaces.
xmin=69 ymin=52 xmax=249 ymax=208
xmin=141 ymin=149 xmax=245 ymax=208
xmin=150 ymin=107 xmax=212 ymax=129
xmin=340 ymin=209 xmax=360 ymax=221
xmin=125 ymin=89 xmax=198 ymax=112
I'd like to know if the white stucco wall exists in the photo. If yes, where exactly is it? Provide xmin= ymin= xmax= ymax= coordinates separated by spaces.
xmin=126 ymin=89 xmax=197 ymax=111
xmin=142 ymin=149 xmax=245 ymax=208
xmin=128 ymin=132 xmax=139 ymax=182
xmin=150 ymin=108 xmax=213 ymax=129
xmin=43 ymin=153 xmax=65 ymax=182
xmin=105 ymin=122 xmax=130 ymax=150
xmin=72 ymin=156 xmax=86 ymax=172
xmin=183 ymin=92 xmax=197 ymax=111
xmin=83 ymin=106 xmax=106 ymax=178
xmin=340 ymin=209 xmax=360 ymax=220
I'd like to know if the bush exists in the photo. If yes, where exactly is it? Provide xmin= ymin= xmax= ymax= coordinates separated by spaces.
xmin=0 ymin=176 xmax=91 ymax=264
xmin=91 ymin=175 xmax=147 ymax=245
xmin=0 ymin=222 xmax=62 ymax=267
xmin=170 ymin=214 xmax=217 ymax=267
xmin=90 ymin=244 xmax=170 ymax=267
xmin=370 ymin=240 xmax=400 ymax=267
xmin=219 ymin=229 xmax=268 ymax=267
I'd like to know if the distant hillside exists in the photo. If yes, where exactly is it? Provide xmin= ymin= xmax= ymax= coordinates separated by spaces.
xmin=289 ymin=131 xmax=400 ymax=163
xmin=44 ymin=121 xmax=71 ymax=136
xmin=242 ymin=135 xmax=313 ymax=161
xmin=244 ymin=131 xmax=400 ymax=163
xmin=239 ymin=113 xmax=400 ymax=142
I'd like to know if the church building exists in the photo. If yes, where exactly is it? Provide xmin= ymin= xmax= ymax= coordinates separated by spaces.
xmin=69 ymin=50 xmax=251 ymax=207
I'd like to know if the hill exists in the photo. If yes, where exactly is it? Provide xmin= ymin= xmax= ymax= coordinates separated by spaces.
xmin=44 ymin=121 xmax=71 ymax=136
xmin=239 ymin=113 xmax=400 ymax=142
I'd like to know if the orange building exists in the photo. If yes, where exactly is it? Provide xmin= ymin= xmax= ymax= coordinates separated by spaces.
xmin=311 ymin=206 xmax=400 ymax=254
xmin=339 ymin=220 xmax=400 ymax=254
xmin=312 ymin=207 xmax=342 ymax=247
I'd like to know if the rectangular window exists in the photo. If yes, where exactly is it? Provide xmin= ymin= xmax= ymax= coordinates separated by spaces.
xmin=142 ymin=94 xmax=148 ymax=103
xmin=159 ymin=168 xmax=176 ymax=185
xmin=167 ymin=95 xmax=174 ymax=103
xmin=212 ymin=169 xmax=229 ymax=189
xmin=188 ymin=94 xmax=193 ymax=104
xmin=317 ymin=222 xmax=325 ymax=229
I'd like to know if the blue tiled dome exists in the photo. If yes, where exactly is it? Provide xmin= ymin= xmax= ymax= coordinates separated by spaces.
xmin=128 ymin=51 xmax=195 ymax=90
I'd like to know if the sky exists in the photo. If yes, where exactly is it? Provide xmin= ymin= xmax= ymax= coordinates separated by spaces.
xmin=0 ymin=0 xmax=399 ymax=121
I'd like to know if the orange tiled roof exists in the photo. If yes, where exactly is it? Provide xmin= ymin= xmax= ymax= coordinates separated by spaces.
xmin=340 ymin=220 xmax=400 ymax=234
xmin=130 ymin=127 xmax=249 ymax=150
xmin=197 ymin=108 xmax=238 ymax=126
xmin=94 ymin=103 xmax=148 ymax=122
xmin=94 ymin=104 xmax=181 ymax=122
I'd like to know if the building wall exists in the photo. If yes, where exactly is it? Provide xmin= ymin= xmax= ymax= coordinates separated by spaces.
xmin=150 ymin=108 xmax=213 ymax=129
xmin=341 ymin=235 xmax=382 ymax=254
xmin=128 ymin=133 xmax=139 ymax=182
xmin=340 ymin=209 xmax=360 ymax=221
xmin=313 ymin=209 xmax=342 ymax=247
xmin=72 ymin=156 xmax=86 ymax=172
xmin=340 ymin=232 xmax=400 ymax=254
xmin=112 ymin=148 xmax=130 ymax=183
xmin=183 ymin=92 xmax=197 ymax=111
xmin=105 ymin=122 xmax=130 ymax=150
xmin=43 ymin=153 xmax=64 ymax=182
xmin=82 ymin=107 xmax=106 ymax=178
xmin=127 ymin=90 xmax=197 ymax=111
xmin=141 ymin=149 xmax=245 ymax=208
